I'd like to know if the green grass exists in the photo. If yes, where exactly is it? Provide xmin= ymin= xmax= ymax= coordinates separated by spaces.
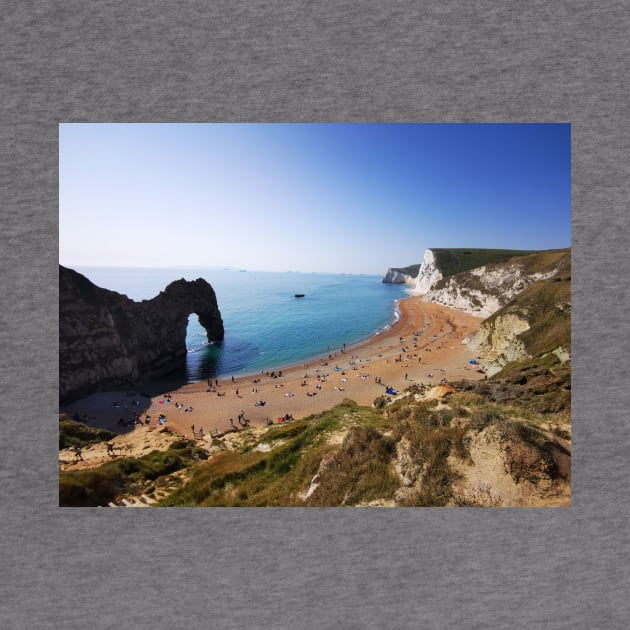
xmin=303 ymin=426 xmax=399 ymax=506
xmin=432 ymin=248 xmax=540 ymax=278
xmin=59 ymin=414 xmax=118 ymax=449
xmin=59 ymin=445 xmax=196 ymax=506
xmin=60 ymin=369 xmax=571 ymax=507
xmin=158 ymin=399 xmax=392 ymax=507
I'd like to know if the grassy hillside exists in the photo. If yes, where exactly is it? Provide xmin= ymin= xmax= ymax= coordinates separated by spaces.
xmin=432 ymin=248 xmax=539 ymax=278
xmin=157 ymin=392 xmax=569 ymax=507
xmin=61 ymin=387 xmax=570 ymax=507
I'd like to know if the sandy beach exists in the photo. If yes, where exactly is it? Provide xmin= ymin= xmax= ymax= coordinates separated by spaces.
xmin=61 ymin=297 xmax=486 ymax=443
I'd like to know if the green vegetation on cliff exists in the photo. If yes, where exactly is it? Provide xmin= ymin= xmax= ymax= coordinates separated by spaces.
xmin=59 ymin=440 xmax=207 ymax=507
xmin=59 ymin=414 xmax=118 ymax=449
xmin=432 ymin=248 xmax=539 ymax=278
xmin=465 ymin=249 xmax=571 ymax=361
xmin=158 ymin=399 xmax=399 ymax=507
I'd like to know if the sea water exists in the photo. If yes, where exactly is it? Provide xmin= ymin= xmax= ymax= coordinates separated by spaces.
xmin=72 ymin=266 xmax=408 ymax=382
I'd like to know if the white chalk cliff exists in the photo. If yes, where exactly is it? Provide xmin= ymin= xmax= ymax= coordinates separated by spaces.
xmin=402 ymin=248 xmax=571 ymax=374
xmin=409 ymin=249 xmax=443 ymax=295
xmin=382 ymin=268 xmax=416 ymax=285
xmin=422 ymin=263 xmax=556 ymax=318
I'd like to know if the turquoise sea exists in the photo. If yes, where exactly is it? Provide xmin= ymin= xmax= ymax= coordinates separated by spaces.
xmin=73 ymin=267 xmax=408 ymax=383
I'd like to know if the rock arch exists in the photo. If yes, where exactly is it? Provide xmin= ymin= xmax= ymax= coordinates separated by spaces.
xmin=59 ymin=266 xmax=224 ymax=403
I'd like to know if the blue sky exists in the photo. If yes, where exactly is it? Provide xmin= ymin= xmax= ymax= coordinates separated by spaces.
xmin=59 ymin=123 xmax=570 ymax=274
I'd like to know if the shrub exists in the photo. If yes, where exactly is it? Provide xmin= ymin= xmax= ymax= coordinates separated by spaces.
xmin=59 ymin=416 xmax=118 ymax=449
xmin=59 ymin=450 xmax=186 ymax=506
xmin=471 ymin=407 xmax=506 ymax=432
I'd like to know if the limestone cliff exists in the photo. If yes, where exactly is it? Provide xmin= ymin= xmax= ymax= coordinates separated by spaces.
xmin=422 ymin=249 xmax=569 ymax=318
xmin=409 ymin=248 xmax=537 ymax=296
xmin=463 ymin=250 xmax=571 ymax=374
xmin=382 ymin=267 xmax=418 ymax=285
xmin=59 ymin=266 xmax=224 ymax=403
xmin=411 ymin=249 xmax=443 ymax=293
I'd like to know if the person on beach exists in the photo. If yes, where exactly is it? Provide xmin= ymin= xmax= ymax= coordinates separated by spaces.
xmin=73 ymin=446 xmax=83 ymax=462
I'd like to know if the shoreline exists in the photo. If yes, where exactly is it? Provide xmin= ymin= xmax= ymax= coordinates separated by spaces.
xmin=198 ymin=294 xmax=405 ymax=383
xmin=61 ymin=296 xmax=486 ymax=448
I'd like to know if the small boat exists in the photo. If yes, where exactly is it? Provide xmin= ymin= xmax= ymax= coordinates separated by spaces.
xmin=294 ymin=293 xmax=305 ymax=298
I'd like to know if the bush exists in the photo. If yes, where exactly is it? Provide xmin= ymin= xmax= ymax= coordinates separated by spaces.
xmin=304 ymin=425 xmax=398 ymax=506
xmin=59 ymin=450 xmax=186 ymax=507
xmin=60 ymin=468 xmax=125 ymax=507
xmin=471 ymin=407 xmax=506 ymax=432
xmin=59 ymin=415 xmax=118 ymax=449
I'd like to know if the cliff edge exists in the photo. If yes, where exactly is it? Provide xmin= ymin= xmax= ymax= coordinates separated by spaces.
xmin=59 ymin=266 xmax=224 ymax=403
xmin=409 ymin=248 xmax=537 ymax=296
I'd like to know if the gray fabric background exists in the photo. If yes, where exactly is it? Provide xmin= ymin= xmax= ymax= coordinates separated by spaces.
xmin=2 ymin=1 xmax=628 ymax=628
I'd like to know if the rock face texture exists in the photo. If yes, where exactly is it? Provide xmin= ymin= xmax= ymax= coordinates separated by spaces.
xmin=382 ymin=268 xmax=414 ymax=284
xmin=411 ymin=249 xmax=443 ymax=294
xmin=382 ymin=263 xmax=421 ymax=285
xmin=463 ymin=250 xmax=571 ymax=373
xmin=408 ymin=248 xmax=537 ymax=297
xmin=422 ymin=249 xmax=569 ymax=318
xmin=60 ymin=266 xmax=224 ymax=403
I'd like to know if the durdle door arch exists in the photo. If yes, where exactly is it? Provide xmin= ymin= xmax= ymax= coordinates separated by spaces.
xmin=59 ymin=266 xmax=224 ymax=404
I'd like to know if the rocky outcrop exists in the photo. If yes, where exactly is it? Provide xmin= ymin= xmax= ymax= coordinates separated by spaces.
xmin=382 ymin=268 xmax=415 ymax=284
xmin=448 ymin=423 xmax=571 ymax=507
xmin=382 ymin=263 xmax=421 ymax=285
xmin=466 ymin=313 xmax=531 ymax=371
xmin=460 ymin=250 xmax=571 ymax=373
xmin=59 ymin=266 xmax=224 ymax=403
